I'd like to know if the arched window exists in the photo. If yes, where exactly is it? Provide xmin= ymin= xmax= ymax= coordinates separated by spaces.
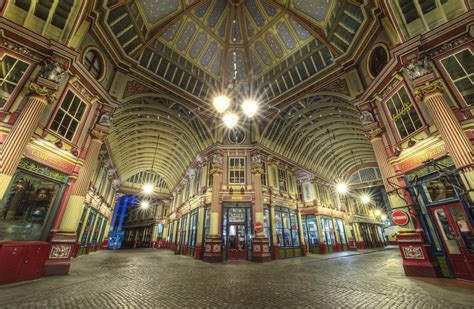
xmin=83 ymin=49 xmax=104 ymax=80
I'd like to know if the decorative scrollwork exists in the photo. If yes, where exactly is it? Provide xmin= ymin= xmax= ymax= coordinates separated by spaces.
xmin=364 ymin=127 xmax=383 ymax=141
xmin=28 ymin=82 xmax=57 ymax=104
xmin=415 ymin=80 xmax=444 ymax=101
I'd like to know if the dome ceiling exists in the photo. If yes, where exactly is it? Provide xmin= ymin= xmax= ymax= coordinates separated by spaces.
xmin=102 ymin=0 xmax=377 ymax=190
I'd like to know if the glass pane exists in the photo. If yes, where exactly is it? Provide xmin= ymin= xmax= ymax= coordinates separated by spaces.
xmin=449 ymin=207 xmax=474 ymax=254
xmin=307 ymin=217 xmax=319 ymax=246
xmin=422 ymin=178 xmax=456 ymax=202
xmin=0 ymin=171 xmax=61 ymax=241
xmin=434 ymin=209 xmax=460 ymax=254
xmin=337 ymin=219 xmax=347 ymax=244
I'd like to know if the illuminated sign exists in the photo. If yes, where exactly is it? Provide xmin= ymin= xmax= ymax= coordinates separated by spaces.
xmin=398 ymin=144 xmax=446 ymax=172
xmin=25 ymin=145 xmax=75 ymax=174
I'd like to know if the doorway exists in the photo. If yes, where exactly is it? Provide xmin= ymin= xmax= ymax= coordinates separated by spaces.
xmin=430 ymin=203 xmax=474 ymax=281
xmin=227 ymin=224 xmax=246 ymax=260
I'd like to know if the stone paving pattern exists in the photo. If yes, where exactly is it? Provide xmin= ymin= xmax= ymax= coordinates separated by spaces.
xmin=0 ymin=248 xmax=473 ymax=308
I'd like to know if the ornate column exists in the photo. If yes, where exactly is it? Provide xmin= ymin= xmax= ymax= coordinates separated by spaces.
xmin=0 ymin=82 xmax=57 ymax=199
xmin=250 ymin=152 xmax=271 ymax=262
xmin=194 ymin=206 xmax=205 ymax=259
xmin=203 ymin=152 xmax=223 ymax=262
xmin=43 ymin=126 xmax=107 ymax=276
xmin=415 ymin=79 xmax=474 ymax=202
xmin=296 ymin=207 xmax=307 ymax=256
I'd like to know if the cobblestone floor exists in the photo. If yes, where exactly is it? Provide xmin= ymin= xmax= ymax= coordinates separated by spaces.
xmin=0 ymin=248 xmax=473 ymax=308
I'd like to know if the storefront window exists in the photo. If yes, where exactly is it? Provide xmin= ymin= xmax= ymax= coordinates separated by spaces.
xmin=422 ymin=177 xmax=456 ymax=203
xmin=180 ymin=214 xmax=188 ymax=247
xmin=263 ymin=207 xmax=271 ymax=241
xmin=0 ymin=171 xmax=62 ymax=241
xmin=321 ymin=217 xmax=335 ymax=245
xmin=91 ymin=216 xmax=103 ymax=246
xmin=50 ymin=90 xmax=87 ymax=141
xmin=441 ymin=49 xmax=473 ymax=105
xmin=275 ymin=207 xmax=300 ymax=247
xmin=302 ymin=216 xmax=319 ymax=246
xmin=336 ymin=219 xmax=347 ymax=245
xmin=203 ymin=207 xmax=210 ymax=241
xmin=187 ymin=210 xmax=198 ymax=247
xmin=385 ymin=87 xmax=423 ymax=139
xmin=0 ymin=55 xmax=29 ymax=109
xmin=81 ymin=209 xmax=96 ymax=247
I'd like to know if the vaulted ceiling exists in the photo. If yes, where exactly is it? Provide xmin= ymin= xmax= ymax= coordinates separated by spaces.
xmin=101 ymin=0 xmax=378 ymax=191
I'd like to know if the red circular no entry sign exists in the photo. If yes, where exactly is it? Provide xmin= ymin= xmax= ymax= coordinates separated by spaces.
xmin=391 ymin=210 xmax=409 ymax=226
xmin=254 ymin=222 xmax=263 ymax=233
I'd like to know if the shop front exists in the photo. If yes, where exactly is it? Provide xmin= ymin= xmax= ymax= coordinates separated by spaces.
xmin=301 ymin=215 xmax=320 ymax=253
xmin=274 ymin=206 xmax=302 ymax=258
xmin=0 ymin=156 xmax=70 ymax=284
xmin=222 ymin=203 xmax=252 ymax=261
xmin=405 ymin=158 xmax=474 ymax=281
xmin=76 ymin=207 xmax=108 ymax=255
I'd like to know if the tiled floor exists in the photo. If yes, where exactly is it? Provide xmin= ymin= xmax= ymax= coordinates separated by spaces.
xmin=0 ymin=247 xmax=473 ymax=308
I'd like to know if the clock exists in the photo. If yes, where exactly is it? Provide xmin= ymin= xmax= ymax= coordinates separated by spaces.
xmin=228 ymin=128 xmax=245 ymax=144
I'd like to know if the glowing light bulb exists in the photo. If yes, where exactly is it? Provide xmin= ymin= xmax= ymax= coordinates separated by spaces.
xmin=213 ymin=95 xmax=230 ymax=113
xmin=140 ymin=201 xmax=150 ymax=209
xmin=361 ymin=194 xmax=371 ymax=204
xmin=241 ymin=99 xmax=258 ymax=117
xmin=143 ymin=183 xmax=154 ymax=194
xmin=336 ymin=182 xmax=348 ymax=194
xmin=223 ymin=112 xmax=238 ymax=129
xmin=381 ymin=214 xmax=387 ymax=221
xmin=374 ymin=209 xmax=382 ymax=217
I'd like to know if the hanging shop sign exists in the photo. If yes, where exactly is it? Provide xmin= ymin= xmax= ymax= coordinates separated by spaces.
xmin=24 ymin=145 xmax=75 ymax=174
xmin=391 ymin=210 xmax=409 ymax=226
xmin=254 ymin=222 xmax=263 ymax=233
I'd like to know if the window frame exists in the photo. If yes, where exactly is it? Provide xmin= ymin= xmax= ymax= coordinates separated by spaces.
xmin=278 ymin=168 xmax=288 ymax=192
xmin=382 ymin=84 xmax=425 ymax=142
xmin=228 ymin=157 xmax=246 ymax=185
xmin=435 ymin=47 xmax=473 ymax=109
xmin=82 ymin=47 xmax=106 ymax=81
xmin=0 ymin=52 xmax=34 ymax=112
xmin=47 ymin=87 xmax=91 ymax=144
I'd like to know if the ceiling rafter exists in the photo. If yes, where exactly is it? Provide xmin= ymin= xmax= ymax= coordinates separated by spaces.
xmin=238 ymin=2 xmax=254 ymax=95
xmin=270 ymin=0 xmax=342 ymax=57
xmin=220 ymin=3 xmax=235 ymax=90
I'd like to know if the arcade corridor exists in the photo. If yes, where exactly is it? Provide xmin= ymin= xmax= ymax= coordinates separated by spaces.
xmin=0 ymin=248 xmax=473 ymax=308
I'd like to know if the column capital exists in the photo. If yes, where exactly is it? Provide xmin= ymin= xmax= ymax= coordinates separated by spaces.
xmin=209 ymin=152 xmax=223 ymax=175
xmin=415 ymin=79 xmax=444 ymax=101
xmin=28 ymin=82 xmax=57 ymax=104
xmin=251 ymin=153 xmax=263 ymax=175
xmin=364 ymin=127 xmax=384 ymax=141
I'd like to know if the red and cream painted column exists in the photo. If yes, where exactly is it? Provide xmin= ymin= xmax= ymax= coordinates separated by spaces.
xmin=203 ymin=151 xmax=223 ymax=262
xmin=43 ymin=125 xmax=107 ymax=275
xmin=250 ymin=152 xmax=271 ymax=262
xmin=415 ymin=79 xmax=474 ymax=202
xmin=0 ymin=82 xmax=57 ymax=199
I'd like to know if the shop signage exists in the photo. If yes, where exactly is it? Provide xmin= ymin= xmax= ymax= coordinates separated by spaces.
xmin=228 ymin=209 xmax=245 ymax=223
xmin=24 ymin=145 xmax=75 ymax=174
xmin=254 ymin=222 xmax=263 ymax=233
xmin=223 ymin=195 xmax=252 ymax=201
xmin=398 ymin=144 xmax=446 ymax=172
xmin=391 ymin=210 xmax=409 ymax=226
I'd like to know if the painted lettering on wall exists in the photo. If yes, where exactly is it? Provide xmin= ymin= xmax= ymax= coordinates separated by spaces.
xmin=25 ymin=146 xmax=75 ymax=174
xmin=398 ymin=144 xmax=446 ymax=172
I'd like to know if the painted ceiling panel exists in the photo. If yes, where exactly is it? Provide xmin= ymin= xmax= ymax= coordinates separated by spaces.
xmin=140 ymin=0 xmax=179 ymax=24
xmin=189 ymin=32 xmax=208 ymax=59
xmin=293 ymin=0 xmax=330 ymax=22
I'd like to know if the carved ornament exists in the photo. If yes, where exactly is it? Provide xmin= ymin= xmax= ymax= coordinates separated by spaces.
xmin=402 ymin=57 xmax=432 ymax=81
xmin=91 ymin=129 xmax=107 ymax=141
xmin=364 ymin=127 xmax=384 ymax=141
xmin=123 ymin=80 xmax=153 ymax=99
xmin=415 ymin=80 xmax=444 ymax=101
xmin=28 ymin=82 xmax=57 ymax=104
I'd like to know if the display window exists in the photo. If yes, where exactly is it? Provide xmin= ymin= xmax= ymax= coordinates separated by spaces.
xmin=222 ymin=205 xmax=252 ymax=259
xmin=263 ymin=207 xmax=272 ymax=242
xmin=274 ymin=207 xmax=300 ymax=247
xmin=203 ymin=207 xmax=210 ymax=242
xmin=0 ymin=163 xmax=65 ymax=241
xmin=302 ymin=216 xmax=319 ymax=246
xmin=187 ymin=209 xmax=198 ymax=247
xmin=321 ymin=217 xmax=336 ymax=246
xmin=336 ymin=219 xmax=347 ymax=245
